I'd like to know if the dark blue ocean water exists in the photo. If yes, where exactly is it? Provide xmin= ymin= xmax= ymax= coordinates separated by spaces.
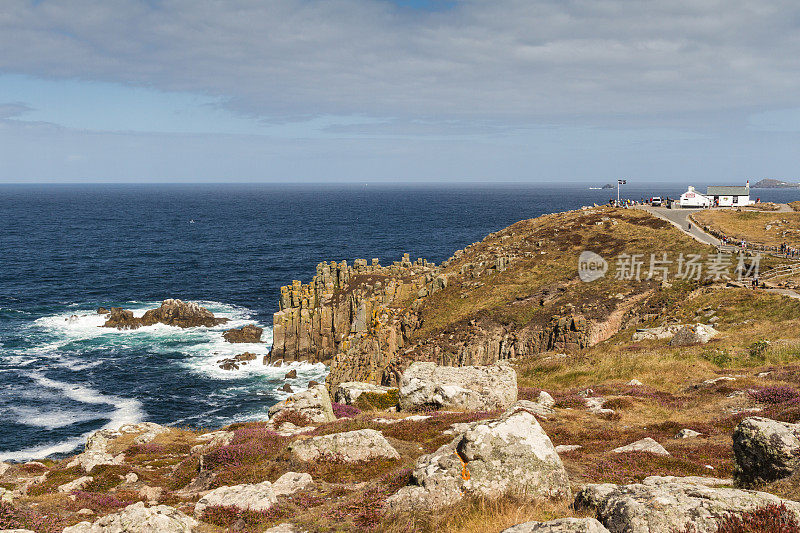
xmin=1 ymin=183 xmax=798 ymax=460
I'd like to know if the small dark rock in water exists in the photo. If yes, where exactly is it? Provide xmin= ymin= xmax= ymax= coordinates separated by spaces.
xmin=97 ymin=307 xmax=109 ymax=314
xmin=217 ymin=352 xmax=258 ymax=371
xmin=280 ymin=383 xmax=293 ymax=393
xmin=284 ymin=369 xmax=297 ymax=379
xmin=308 ymin=380 xmax=320 ymax=387
xmin=218 ymin=360 xmax=239 ymax=371
xmin=223 ymin=324 xmax=263 ymax=343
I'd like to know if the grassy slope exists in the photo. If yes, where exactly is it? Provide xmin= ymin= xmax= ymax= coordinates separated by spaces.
xmin=415 ymin=207 xmax=712 ymax=340
xmin=693 ymin=209 xmax=800 ymax=247
xmin=5 ymin=207 xmax=800 ymax=532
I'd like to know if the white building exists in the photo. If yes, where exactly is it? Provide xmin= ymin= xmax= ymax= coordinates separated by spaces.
xmin=706 ymin=182 xmax=753 ymax=207
xmin=679 ymin=186 xmax=712 ymax=208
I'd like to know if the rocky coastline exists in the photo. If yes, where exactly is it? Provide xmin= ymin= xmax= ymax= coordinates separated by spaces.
xmin=4 ymin=205 xmax=800 ymax=532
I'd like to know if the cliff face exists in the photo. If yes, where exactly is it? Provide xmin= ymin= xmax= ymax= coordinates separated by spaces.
xmin=269 ymin=254 xmax=440 ymax=368
xmin=270 ymin=207 xmax=711 ymax=391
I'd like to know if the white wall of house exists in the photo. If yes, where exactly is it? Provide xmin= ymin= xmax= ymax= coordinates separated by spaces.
xmin=679 ymin=186 xmax=711 ymax=208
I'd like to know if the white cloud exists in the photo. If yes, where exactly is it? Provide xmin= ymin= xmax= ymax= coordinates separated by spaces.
xmin=2 ymin=0 xmax=799 ymax=123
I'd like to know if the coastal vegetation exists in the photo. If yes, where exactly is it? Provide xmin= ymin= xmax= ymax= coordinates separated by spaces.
xmin=3 ymin=205 xmax=800 ymax=531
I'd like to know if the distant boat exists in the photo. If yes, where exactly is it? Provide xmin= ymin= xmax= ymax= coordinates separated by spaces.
xmin=189 ymin=219 xmax=195 ymax=224
xmin=589 ymin=187 xmax=602 ymax=190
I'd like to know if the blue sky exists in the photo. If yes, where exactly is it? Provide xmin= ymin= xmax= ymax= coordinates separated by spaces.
xmin=1 ymin=0 xmax=799 ymax=183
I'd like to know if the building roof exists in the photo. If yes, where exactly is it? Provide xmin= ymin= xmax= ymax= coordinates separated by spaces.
xmin=707 ymin=185 xmax=749 ymax=196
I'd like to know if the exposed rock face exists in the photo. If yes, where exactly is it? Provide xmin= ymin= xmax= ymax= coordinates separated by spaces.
xmin=63 ymin=502 xmax=197 ymax=532
xmin=103 ymin=299 xmax=228 ymax=330
xmin=668 ymin=324 xmax=718 ymax=346
xmin=612 ymin=437 xmax=669 ymax=456
xmin=68 ymin=423 xmax=169 ymax=472
xmin=268 ymin=384 xmax=335 ymax=423
xmin=733 ymin=416 xmax=800 ymax=485
xmin=289 ymin=429 xmax=400 ymax=463
xmin=271 ymin=472 xmax=313 ymax=496
xmin=387 ymin=402 xmax=570 ymax=511
xmin=333 ymin=382 xmax=397 ymax=405
xmin=271 ymin=255 xmax=437 ymax=370
xmin=631 ymin=324 xmax=685 ymax=341
xmin=223 ymin=324 xmax=263 ymax=343
xmin=501 ymin=518 xmax=610 ymax=533
xmin=398 ymin=362 xmax=517 ymax=412
xmin=194 ymin=480 xmax=277 ymax=518
xmin=575 ymin=476 xmax=800 ymax=533
xmin=57 ymin=476 xmax=93 ymax=493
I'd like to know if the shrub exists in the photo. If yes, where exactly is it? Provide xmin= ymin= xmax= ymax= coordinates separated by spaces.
xmin=715 ymin=503 xmax=800 ymax=532
xmin=553 ymin=393 xmax=586 ymax=409
xmin=70 ymin=490 xmax=135 ymax=512
xmin=354 ymin=389 xmax=400 ymax=411
xmin=751 ymin=386 xmax=800 ymax=405
xmin=332 ymin=402 xmax=361 ymax=419
xmin=749 ymin=340 xmax=771 ymax=361
xmin=703 ymin=349 xmax=732 ymax=367
xmin=270 ymin=409 xmax=313 ymax=428
xmin=0 ymin=501 xmax=63 ymax=532
xmin=204 ymin=427 xmax=288 ymax=470
xmin=517 ymin=387 xmax=542 ymax=402
xmin=201 ymin=504 xmax=288 ymax=529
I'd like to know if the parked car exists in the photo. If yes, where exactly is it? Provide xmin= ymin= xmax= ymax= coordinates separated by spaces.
xmin=651 ymin=196 xmax=662 ymax=206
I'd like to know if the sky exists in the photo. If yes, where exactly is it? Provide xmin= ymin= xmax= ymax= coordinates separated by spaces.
xmin=1 ymin=0 xmax=799 ymax=183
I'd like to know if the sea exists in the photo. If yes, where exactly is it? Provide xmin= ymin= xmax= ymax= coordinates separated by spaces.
xmin=1 ymin=182 xmax=798 ymax=461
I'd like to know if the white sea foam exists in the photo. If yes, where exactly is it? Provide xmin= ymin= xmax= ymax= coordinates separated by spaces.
xmin=0 ymin=373 xmax=145 ymax=462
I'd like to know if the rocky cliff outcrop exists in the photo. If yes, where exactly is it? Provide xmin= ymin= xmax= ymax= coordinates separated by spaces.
xmin=103 ymin=299 xmax=228 ymax=329
xmin=271 ymin=209 xmax=706 ymax=391
xmin=269 ymin=254 xmax=438 ymax=368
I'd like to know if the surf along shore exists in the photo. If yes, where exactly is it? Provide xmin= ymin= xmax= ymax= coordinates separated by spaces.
xmin=4 ymin=204 xmax=800 ymax=532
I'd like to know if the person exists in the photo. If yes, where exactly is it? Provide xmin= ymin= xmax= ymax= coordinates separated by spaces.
xmin=687 ymin=222 xmax=692 ymax=231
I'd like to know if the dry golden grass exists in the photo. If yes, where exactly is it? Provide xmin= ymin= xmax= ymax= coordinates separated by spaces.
xmin=381 ymin=495 xmax=584 ymax=533
xmin=693 ymin=209 xmax=800 ymax=247
xmin=415 ymin=207 xmax=710 ymax=338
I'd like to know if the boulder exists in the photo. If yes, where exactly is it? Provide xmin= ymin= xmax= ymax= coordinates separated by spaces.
xmin=63 ymin=502 xmax=197 ymax=532
xmin=284 ymin=369 xmax=298 ymax=379
xmin=631 ymin=324 xmax=685 ymax=341
xmin=612 ymin=437 xmax=669 ymax=456
xmin=334 ymin=382 xmax=399 ymax=409
xmin=223 ymin=324 xmax=264 ymax=343
xmin=676 ymin=429 xmax=701 ymax=439
xmin=733 ymin=416 xmax=800 ymax=485
xmin=194 ymin=480 xmax=277 ymax=518
xmin=280 ymin=383 xmax=294 ymax=393
xmin=575 ymin=476 xmax=800 ymax=533
xmin=668 ymin=324 xmax=718 ymax=346
xmin=103 ymin=299 xmax=228 ymax=330
xmin=272 ymin=472 xmax=313 ymax=496
xmin=68 ymin=423 xmax=169 ymax=471
xmin=57 ymin=476 xmax=93 ymax=493
xmin=96 ymin=307 xmax=109 ymax=314
xmin=398 ymin=362 xmax=517 ymax=412
xmin=268 ymin=384 xmax=335 ymax=423
xmin=501 ymin=518 xmax=610 ymax=533
xmin=387 ymin=401 xmax=570 ymax=511
xmin=289 ymin=429 xmax=400 ymax=463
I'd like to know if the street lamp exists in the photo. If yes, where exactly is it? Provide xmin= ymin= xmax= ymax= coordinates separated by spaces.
xmin=617 ymin=179 xmax=627 ymax=206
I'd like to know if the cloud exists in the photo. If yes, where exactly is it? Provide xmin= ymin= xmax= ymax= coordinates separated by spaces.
xmin=0 ymin=102 xmax=33 ymax=119
xmin=2 ymin=0 xmax=800 ymax=124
